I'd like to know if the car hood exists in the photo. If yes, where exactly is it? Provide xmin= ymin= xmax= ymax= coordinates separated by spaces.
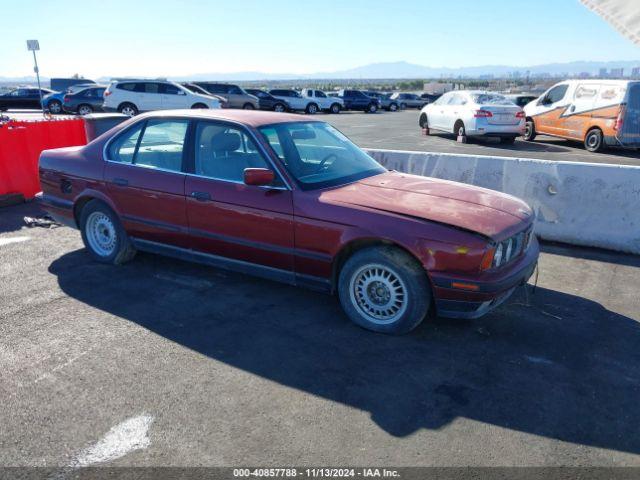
xmin=321 ymin=171 xmax=533 ymax=239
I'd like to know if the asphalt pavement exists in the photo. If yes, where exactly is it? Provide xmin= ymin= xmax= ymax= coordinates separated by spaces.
xmin=1 ymin=201 xmax=639 ymax=469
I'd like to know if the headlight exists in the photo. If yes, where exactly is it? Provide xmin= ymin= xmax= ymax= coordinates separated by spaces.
xmin=493 ymin=243 xmax=503 ymax=268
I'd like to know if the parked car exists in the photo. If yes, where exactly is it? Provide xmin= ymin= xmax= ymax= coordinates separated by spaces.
xmin=50 ymin=78 xmax=96 ymax=92
xmin=103 ymin=80 xmax=221 ymax=116
xmin=523 ymin=80 xmax=640 ymax=152
xmin=363 ymin=91 xmax=399 ymax=111
xmin=39 ymin=109 xmax=538 ymax=335
xmin=420 ymin=93 xmax=442 ymax=104
xmin=43 ymin=83 xmax=97 ymax=113
xmin=180 ymin=83 xmax=229 ymax=108
xmin=0 ymin=87 xmax=53 ymax=111
xmin=505 ymin=94 xmax=538 ymax=108
xmin=336 ymin=90 xmax=380 ymax=113
xmin=390 ymin=92 xmax=426 ymax=109
xmin=269 ymin=89 xmax=317 ymax=113
xmin=62 ymin=86 xmax=107 ymax=115
xmin=245 ymin=89 xmax=290 ymax=112
xmin=300 ymin=89 xmax=344 ymax=113
xmin=193 ymin=83 xmax=258 ymax=110
xmin=419 ymin=91 xmax=525 ymax=144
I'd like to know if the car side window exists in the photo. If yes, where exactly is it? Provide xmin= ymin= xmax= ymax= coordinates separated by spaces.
xmin=316 ymin=91 xmax=326 ymax=98
xmin=228 ymin=86 xmax=243 ymax=94
xmin=545 ymin=85 xmax=569 ymax=104
xmin=107 ymin=123 xmax=144 ymax=164
xmin=134 ymin=120 xmax=189 ymax=171
xmin=194 ymin=122 xmax=275 ymax=184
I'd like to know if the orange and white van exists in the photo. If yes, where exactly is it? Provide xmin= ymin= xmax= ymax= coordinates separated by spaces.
xmin=523 ymin=80 xmax=640 ymax=152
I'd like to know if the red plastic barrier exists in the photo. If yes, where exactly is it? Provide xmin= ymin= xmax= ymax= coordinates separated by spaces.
xmin=0 ymin=117 xmax=87 ymax=200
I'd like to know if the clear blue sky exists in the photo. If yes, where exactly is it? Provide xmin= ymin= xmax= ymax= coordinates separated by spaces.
xmin=1 ymin=0 xmax=639 ymax=78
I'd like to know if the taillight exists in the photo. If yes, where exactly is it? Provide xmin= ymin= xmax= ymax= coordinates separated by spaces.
xmin=515 ymin=111 xmax=525 ymax=119
xmin=104 ymin=91 xmax=112 ymax=97
xmin=63 ymin=95 xmax=70 ymax=103
xmin=474 ymin=109 xmax=493 ymax=118
xmin=614 ymin=105 xmax=625 ymax=131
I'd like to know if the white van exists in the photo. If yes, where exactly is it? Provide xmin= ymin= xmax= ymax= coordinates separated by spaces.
xmin=103 ymin=80 xmax=220 ymax=116
xmin=523 ymin=80 xmax=640 ymax=152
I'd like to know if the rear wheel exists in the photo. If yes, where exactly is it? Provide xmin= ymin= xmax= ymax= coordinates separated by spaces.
xmin=118 ymin=102 xmax=138 ymax=116
xmin=79 ymin=200 xmax=136 ymax=265
xmin=243 ymin=103 xmax=255 ymax=110
xmin=48 ymin=100 xmax=62 ymax=114
xmin=273 ymin=103 xmax=286 ymax=112
xmin=454 ymin=120 xmax=466 ymax=137
xmin=367 ymin=103 xmax=378 ymax=113
xmin=191 ymin=103 xmax=208 ymax=109
xmin=389 ymin=102 xmax=398 ymax=112
xmin=584 ymin=128 xmax=605 ymax=152
xmin=77 ymin=104 xmax=93 ymax=115
xmin=330 ymin=103 xmax=341 ymax=114
xmin=338 ymin=246 xmax=431 ymax=335
xmin=523 ymin=119 xmax=536 ymax=141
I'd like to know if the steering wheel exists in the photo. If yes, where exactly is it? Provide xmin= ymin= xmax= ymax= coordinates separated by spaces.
xmin=316 ymin=153 xmax=337 ymax=173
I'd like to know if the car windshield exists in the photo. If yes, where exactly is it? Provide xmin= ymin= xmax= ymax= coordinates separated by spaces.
xmin=472 ymin=93 xmax=512 ymax=105
xmin=258 ymin=122 xmax=386 ymax=191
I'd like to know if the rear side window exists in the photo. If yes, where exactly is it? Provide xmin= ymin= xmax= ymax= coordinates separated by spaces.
xmin=117 ymin=83 xmax=136 ymax=91
xmin=160 ymin=83 xmax=181 ymax=94
xmin=107 ymin=120 xmax=188 ymax=172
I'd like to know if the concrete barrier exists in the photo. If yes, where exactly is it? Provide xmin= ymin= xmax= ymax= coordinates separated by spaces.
xmin=365 ymin=149 xmax=640 ymax=255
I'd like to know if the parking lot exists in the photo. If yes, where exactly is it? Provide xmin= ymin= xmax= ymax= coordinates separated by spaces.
xmin=326 ymin=110 xmax=640 ymax=167
xmin=2 ymin=197 xmax=640 ymax=468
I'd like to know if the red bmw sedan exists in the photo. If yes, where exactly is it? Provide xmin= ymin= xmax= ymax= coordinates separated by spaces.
xmin=39 ymin=110 xmax=538 ymax=334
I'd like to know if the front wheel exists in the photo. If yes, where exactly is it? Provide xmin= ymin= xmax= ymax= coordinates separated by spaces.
xmin=191 ymin=103 xmax=208 ymax=109
xmin=79 ymin=200 xmax=136 ymax=265
xmin=338 ymin=246 xmax=431 ymax=334
xmin=118 ymin=102 xmax=138 ymax=116
xmin=77 ymin=104 xmax=93 ymax=115
xmin=585 ymin=128 xmax=605 ymax=153
xmin=243 ymin=103 xmax=255 ymax=110
xmin=330 ymin=103 xmax=341 ymax=114
xmin=419 ymin=113 xmax=429 ymax=129
xmin=367 ymin=103 xmax=378 ymax=113
xmin=48 ymin=100 xmax=62 ymax=114
xmin=388 ymin=103 xmax=398 ymax=112
xmin=306 ymin=103 xmax=319 ymax=114
xmin=273 ymin=103 xmax=286 ymax=112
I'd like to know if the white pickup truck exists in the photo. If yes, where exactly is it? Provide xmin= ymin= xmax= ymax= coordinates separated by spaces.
xmin=269 ymin=89 xmax=343 ymax=114
xmin=301 ymin=89 xmax=344 ymax=114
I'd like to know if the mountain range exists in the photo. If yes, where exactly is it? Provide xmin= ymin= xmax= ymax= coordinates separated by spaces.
xmin=2 ymin=60 xmax=639 ymax=83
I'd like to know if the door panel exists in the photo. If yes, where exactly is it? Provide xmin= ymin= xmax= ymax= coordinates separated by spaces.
xmin=185 ymin=121 xmax=295 ymax=272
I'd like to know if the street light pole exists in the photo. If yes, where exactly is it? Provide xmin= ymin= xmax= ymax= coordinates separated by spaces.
xmin=26 ymin=40 xmax=44 ymax=114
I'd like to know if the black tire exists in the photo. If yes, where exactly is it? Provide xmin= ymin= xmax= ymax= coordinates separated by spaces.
xmin=273 ymin=103 xmax=286 ymax=112
xmin=454 ymin=120 xmax=466 ymax=137
xmin=419 ymin=113 xmax=429 ymax=129
xmin=77 ymin=104 xmax=93 ymax=116
xmin=584 ymin=128 xmax=605 ymax=153
xmin=330 ymin=103 xmax=341 ymax=114
xmin=306 ymin=103 xmax=319 ymax=114
xmin=388 ymin=103 xmax=398 ymax=112
xmin=367 ymin=103 xmax=378 ymax=113
xmin=242 ymin=103 xmax=255 ymax=110
xmin=48 ymin=100 xmax=62 ymax=114
xmin=500 ymin=136 xmax=516 ymax=145
xmin=523 ymin=119 xmax=536 ymax=141
xmin=79 ymin=200 xmax=136 ymax=265
xmin=191 ymin=103 xmax=208 ymax=109
xmin=338 ymin=246 xmax=431 ymax=334
xmin=118 ymin=102 xmax=138 ymax=116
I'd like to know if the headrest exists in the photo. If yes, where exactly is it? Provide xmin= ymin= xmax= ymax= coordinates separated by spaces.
xmin=212 ymin=132 xmax=241 ymax=153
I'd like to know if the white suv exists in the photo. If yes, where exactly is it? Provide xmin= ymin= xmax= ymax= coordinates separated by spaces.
xmin=103 ymin=80 xmax=220 ymax=116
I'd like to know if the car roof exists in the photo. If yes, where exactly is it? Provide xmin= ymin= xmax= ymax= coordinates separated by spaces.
xmin=134 ymin=109 xmax=311 ymax=127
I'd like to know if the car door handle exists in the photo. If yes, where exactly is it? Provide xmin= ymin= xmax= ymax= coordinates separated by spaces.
xmin=112 ymin=178 xmax=128 ymax=186
xmin=190 ymin=191 xmax=211 ymax=201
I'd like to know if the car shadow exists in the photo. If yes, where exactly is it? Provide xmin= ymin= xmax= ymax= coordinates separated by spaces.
xmin=0 ymin=200 xmax=48 ymax=233
xmin=49 ymin=249 xmax=640 ymax=453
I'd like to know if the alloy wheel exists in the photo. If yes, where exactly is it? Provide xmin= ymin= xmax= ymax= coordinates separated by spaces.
xmin=349 ymin=264 xmax=408 ymax=324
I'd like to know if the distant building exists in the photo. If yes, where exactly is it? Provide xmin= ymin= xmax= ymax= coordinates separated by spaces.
xmin=632 ymin=67 xmax=640 ymax=78
xmin=610 ymin=68 xmax=624 ymax=78
xmin=422 ymin=82 xmax=453 ymax=95
xmin=599 ymin=68 xmax=608 ymax=78
xmin=578 ymin=72 xmax=591 ymax=78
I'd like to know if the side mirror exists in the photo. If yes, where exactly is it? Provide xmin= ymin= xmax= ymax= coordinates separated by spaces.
xmin=244 ymin=168 xmax=275 ymax=186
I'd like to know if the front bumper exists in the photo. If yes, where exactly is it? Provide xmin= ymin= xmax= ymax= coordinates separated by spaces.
xmin=431 ymin=237 xmax=539 ymax=319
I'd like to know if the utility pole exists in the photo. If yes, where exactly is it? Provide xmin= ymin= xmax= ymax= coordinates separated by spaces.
xmin=26 ymin=40 xmax=44 ymax=114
